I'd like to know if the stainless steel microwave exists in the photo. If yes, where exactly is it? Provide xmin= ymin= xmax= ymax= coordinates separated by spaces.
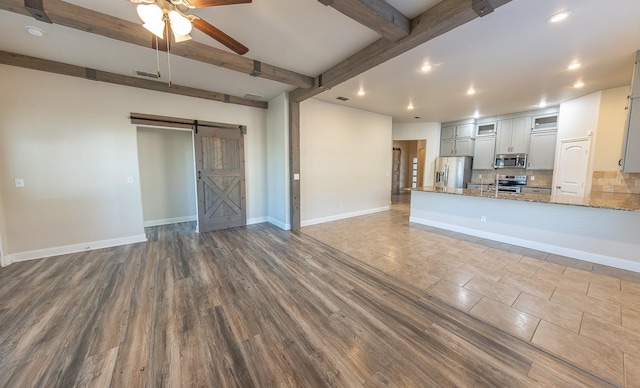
xmin=495 ymin=154 xmax=527 ymax=169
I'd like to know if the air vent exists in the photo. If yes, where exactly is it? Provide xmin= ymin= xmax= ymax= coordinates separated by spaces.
xmin=135 ymin=70 xmax=160 ymax=79
xmin=243 ymin=93 xmax=265 ymax=101
xmin=336 ymin=96 xmax=349 ymax=101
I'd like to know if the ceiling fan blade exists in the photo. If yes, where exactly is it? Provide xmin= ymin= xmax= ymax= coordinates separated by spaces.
xmin=192 ymin=18 xmax=248 ymax=55
xmin=186 ymin=0 xmax=251 ymax=8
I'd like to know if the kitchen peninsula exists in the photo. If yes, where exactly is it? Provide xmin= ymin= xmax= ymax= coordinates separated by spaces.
xmin=409 ymin=187 xmax=640 ymax=273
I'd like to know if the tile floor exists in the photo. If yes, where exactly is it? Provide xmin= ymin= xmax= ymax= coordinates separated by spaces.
xmin=302 ymin=195 xmax=640 ymax=387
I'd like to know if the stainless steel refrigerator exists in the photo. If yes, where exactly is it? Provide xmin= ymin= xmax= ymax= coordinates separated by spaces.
xmin=434 ymin=156 xmax=473 ymax=189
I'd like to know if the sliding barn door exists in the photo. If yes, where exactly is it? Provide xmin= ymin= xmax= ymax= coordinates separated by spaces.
xmin=194 ymin=127 xmax=246 ymax=232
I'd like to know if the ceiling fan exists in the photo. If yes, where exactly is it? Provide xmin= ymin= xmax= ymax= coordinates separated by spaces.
xmin=129 ymin=0 xmax=251 ymax=55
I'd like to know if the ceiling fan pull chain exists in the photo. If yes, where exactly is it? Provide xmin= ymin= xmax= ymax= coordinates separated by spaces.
xmin=166 ymin=20 xmax=173 ymax=88
xmin=155 ymin=35 xmax=161 ymax=78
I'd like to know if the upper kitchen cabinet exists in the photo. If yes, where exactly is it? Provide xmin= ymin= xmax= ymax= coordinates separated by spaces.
xmin=476 ymin=118 xmax=497 ymax=137
xmin=496 ymin=116 xmax=530 ymax=154
xmin=441 ymin=125 xmax=456 ymax=140
xmin=440 ymin=120 xmax=476 ymax=156
xmin=528 ymin=131 xmax=557 ymax=169
xmin=532 ymin=107 xmax=560 ymax=132
xmin=473 ymin=136 xmax=496 ymax=169
xmin=456 ymin=123 xmax=475 ymax=138
xmin=621 ymin=50 xmax=640 ymax=173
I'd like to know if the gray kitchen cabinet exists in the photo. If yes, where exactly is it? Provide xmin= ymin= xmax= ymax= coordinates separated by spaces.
xmin=621 ymin=50 xmax=640 ymax=173
xmin=455 ymin=138 xmax=475 ymax=156
xmin=473 ymin=136 xmax=496 ymax=169
xmin=440 ymin=138 xmax=475 ymax=156
xmin=476 ymin=120 xmax=497 ymax=136
xmin=441 ymin=125 xmax=456 ymax=140
xmin=440 ymin=139 xmax=455 ymax=156
xmin=496 ymin=116 xmax=530 ymax=154
xmin=456 ymin=123 xmax=475 ymax=138
xmin=440 ymin=121 xmax=476 ymax=156
xmin=527 ymin=131 xmax=557 ymax=170
xmin=532 ymin=113 xmax=559 ymax=131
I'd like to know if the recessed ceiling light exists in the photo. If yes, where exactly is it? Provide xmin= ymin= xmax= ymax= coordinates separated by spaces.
xmin=547 ymin=10 xmax=572 ymax=23
xmin=407 ymin=103 xmax=414 ymax=110
xmin=574 ymin=81 xmax=585 ymax=88
xmin=568 ymin=62 xmax=581 ymax=70
xmin=357 ymin=89 xmax=365 ymax=96
xmin=25 ymin=26 xmax=45 ymax=37
xmin=420 ymin=64 xmax=432 ymax=72
xmin=467 ymin=87 xmax=476 ymax=96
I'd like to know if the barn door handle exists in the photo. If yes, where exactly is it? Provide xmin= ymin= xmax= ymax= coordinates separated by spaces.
xmin=198 ymin=171 xmax=202 ymax=180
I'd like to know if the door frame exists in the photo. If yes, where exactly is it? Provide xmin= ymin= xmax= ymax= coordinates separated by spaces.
xmin=136 ymin=125 xmax=200 ymax=231
xmin=130 ymin=113 xmax=247 ymax=233
xmin=552 ymin=136 xmax=592 ymax=197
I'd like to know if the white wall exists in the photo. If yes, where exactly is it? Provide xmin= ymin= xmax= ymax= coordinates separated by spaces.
xmin=0 ymin=65 xmax=268 ymax=264
xmin=557 ymin=91 xmax=602 ymax=141
xmin=392 ymin=122 xmax=441 ymax=186
xmin=594 ymin=86 xmax=629 ymax=171
xmin=300 ymin=99 xmax=392 ymax=226
xmin=266 ymin=93 xmax=290 ymax=230
xmin=137 ymin=127 xmax=197 ymax=227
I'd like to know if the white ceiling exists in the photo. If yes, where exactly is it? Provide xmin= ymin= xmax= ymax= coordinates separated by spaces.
xmin=1 ymin=0 xmax=639 ymax=124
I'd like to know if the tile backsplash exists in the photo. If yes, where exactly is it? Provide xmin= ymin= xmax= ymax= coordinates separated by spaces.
xmin=592 ymin=171 xmax=640 ymax=194
xmin=471 ymin=169 xmax=553 ymax=188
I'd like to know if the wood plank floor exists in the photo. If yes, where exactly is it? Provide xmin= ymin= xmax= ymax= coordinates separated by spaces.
xmin=0 ymin=222 xmax=615 ymax=387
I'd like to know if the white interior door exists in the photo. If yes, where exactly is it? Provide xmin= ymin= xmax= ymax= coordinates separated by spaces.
xmin=554 ymin=138 xmax=590 ymax=196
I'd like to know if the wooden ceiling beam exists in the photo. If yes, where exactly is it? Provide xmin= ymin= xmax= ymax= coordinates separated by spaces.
xmin=291 ymin=0 xmax=512 ymax=102
xmin=0 ymin=0 xmax=314 ymax=89
xmin=318 ymin=0 xmax=410 ymax=41
xmin=0 ymin=51 xmax=268 ymax=109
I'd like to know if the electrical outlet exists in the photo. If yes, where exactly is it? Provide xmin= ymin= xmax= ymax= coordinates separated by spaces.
xmin=340 ymin=203 xmax=344 ymax=208
xmin=530 ymin=176 xmax=535 ymax=181
xmin=15 ymin=178 xmax=25 ymax=188
xmin=480 ymin=216 xmax=487 ymax=222
xmin=127 ymin=176 xmax=134 ymax=184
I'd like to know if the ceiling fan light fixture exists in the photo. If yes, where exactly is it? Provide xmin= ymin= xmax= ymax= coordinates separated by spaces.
xmin=137 ymin=3 xmax=163 ymax=24
xmin=168 ymin=10 xmax=193 ymax=36
xmin=173 ymin=33 xmax=192 ymax=43
xmin=143 ymin=21 xmax=166 ymax=39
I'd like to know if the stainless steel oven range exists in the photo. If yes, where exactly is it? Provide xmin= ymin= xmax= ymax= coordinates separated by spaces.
xmin=488 ymin=175 xmax=527 ymax=194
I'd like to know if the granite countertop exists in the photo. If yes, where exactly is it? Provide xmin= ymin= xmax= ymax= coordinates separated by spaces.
xmin=411 ymin=186 xmax=640 ymax=211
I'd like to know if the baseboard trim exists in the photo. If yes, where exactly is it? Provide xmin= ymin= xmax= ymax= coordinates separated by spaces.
xmin=143 ymin=216 xmax=196 ymax=228
xmin=268 ymin=217 xmax=291 ymax=231
xmin=301 ymin=206 xmax=390 ymax=227
xmin=410 ymin=216 xmax=640 ymax=273
xmin=247 ymin=216 xmax=269 ymax=225
xmin=1 ymin=234 xmax=148 ymax=267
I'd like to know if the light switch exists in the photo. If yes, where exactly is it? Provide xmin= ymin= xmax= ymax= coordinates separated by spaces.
xmin=293 ymin=173 xmax=300 ymax=180
xmin=15 ymin=179 xmax=24 ymax=188
xmin=127 ymin=176 xmax=134 ymax=184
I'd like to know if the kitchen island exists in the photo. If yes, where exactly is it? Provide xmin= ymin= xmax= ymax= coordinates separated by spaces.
xmin=410 ymin=187 xmax=640 ymax=272
xmin=412 ymin=186 xmax=640 ymax=211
